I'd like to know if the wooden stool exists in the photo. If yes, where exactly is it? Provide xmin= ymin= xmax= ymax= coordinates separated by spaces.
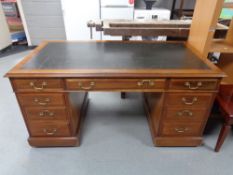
xmin=215 ymin=85 xmax=233 ymax=152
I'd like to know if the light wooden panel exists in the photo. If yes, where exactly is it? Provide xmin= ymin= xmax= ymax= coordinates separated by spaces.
xmin=187 ymin=0 xmax=225 ymax=58
xmin=218 ymin=53 xmax=233 ymax=84
xmin=210 ymin=40 xmax=233 ymax=53
xmin=226 ymin=18 xmax=233 ymax=44
xmin=209 ymin=19 xmax=233 ymax=55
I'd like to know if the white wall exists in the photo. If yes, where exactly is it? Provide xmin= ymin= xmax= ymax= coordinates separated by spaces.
xmin=0 ymin=2 xmax=11 ymax=50
xmin=20 ymin=0 xmax=66 ymax=45
xmin=61 ymin=0 xmax=101 ymax=40
xmin=135 ymin=0 xmax=196 ymax=9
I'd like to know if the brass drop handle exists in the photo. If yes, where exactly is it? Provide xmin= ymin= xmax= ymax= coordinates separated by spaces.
xmin=43 ymin=128 xmax=57 ymax=135
xmin=182 ymin=97 xmax=198 ymax=105
xmin=175 ymin=127 xmax=189 ymax=133
xmin=177 ymin=110 xmax=193 ymax=117
xmin=137 ymin=80 xmax=155 ymax=87
xmin=78 ymin=82 xmax=95 ymax=90
xmin=39 ymin=110 xmax=54 ymax=117
xmin=34 ymin=98 xmax=50 ymax=106
xmin=184 ymin=81 xmax=202 ymax=90
xmin=30 ymin=81 xmax=47 ymax=90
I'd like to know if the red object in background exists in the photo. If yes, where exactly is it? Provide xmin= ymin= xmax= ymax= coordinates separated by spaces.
xmin=0 ymin=0 xmax=17 ymax=2
xmin=129 ymin=0 xmax=134 ymax=5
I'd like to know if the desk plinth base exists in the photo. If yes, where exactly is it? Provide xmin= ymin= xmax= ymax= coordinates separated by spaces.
xmin=153 ymin=137 xmax=202 ymax=147
xmin=28 ymin=136 xmax=79 ymax=147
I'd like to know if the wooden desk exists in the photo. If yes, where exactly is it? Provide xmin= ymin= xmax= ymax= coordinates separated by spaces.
xmin=5 ymin=41 xmax=225 ymax=147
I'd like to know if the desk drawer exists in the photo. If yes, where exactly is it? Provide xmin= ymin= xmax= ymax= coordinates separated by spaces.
xmin=161 ymin=122 xmax=202 ymax=136
xmin=164 ymin=108 xmax=207 ymax=122
xmin=66 ymin=79 xmax=166 ymax=91
xmin=17 ymin=93 xmax=65 ymax=107
xmin=24 ymin=107 xmax=67 ymax=121
xmin=166 ymin=93 xmax=213 ymax=107
xmin=169 ymin=79 xmax=218 ymax=91
xmin=28 ymin=121 xmax=71 ymax=137
xmin=12 ymin=78 xmax=63 ymax=92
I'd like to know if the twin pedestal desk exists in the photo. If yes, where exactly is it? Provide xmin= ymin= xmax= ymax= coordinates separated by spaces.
xmin=5 ymin=41 xmax=225 ymax=147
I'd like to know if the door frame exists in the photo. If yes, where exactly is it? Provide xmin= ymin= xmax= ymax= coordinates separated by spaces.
xmin=16 ymin=0 xmax=32 ymax=46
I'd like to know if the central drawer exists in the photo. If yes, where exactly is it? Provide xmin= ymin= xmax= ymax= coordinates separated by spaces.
xmin=65 ymin=79 xmax=166 ymax=91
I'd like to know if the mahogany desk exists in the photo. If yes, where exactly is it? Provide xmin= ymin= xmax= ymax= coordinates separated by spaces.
xmin=5 ymin=41 xmax=225 ymax=147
